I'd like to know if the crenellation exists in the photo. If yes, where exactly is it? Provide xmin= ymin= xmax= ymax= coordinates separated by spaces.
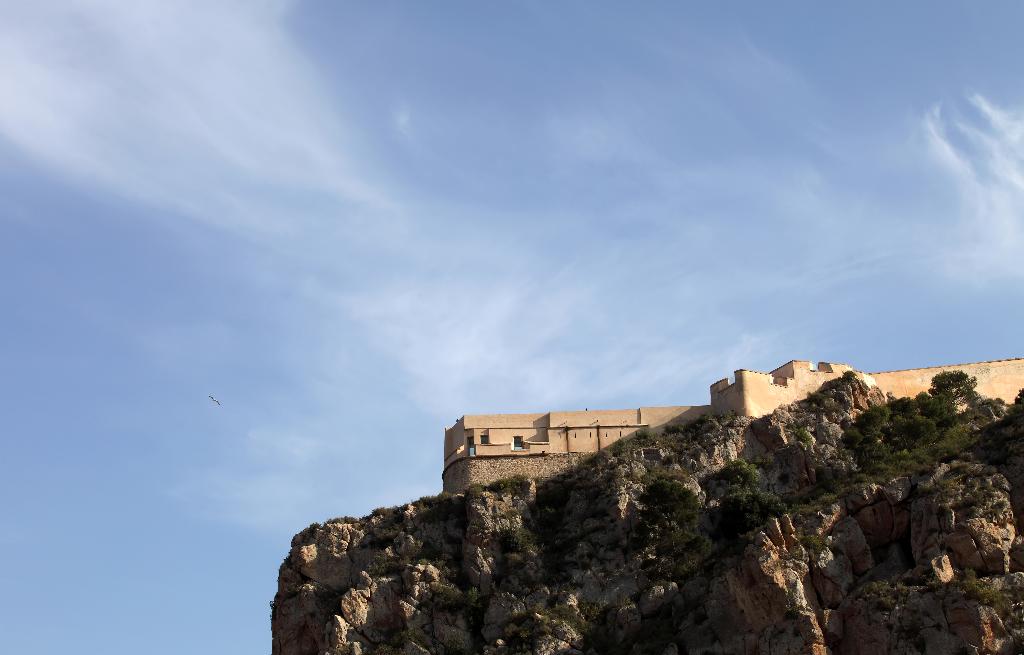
xmin=442 ymin=356 xmax=1024 ymax=491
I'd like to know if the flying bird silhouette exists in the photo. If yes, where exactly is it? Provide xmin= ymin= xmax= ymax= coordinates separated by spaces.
xmin=208 ymin=395 xmax=221 ymax=406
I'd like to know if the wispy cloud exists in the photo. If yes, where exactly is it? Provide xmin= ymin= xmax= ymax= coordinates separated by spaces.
xmin=0 ymin=0 xmax=388 ymax=236
xmin=923 ymin=95 xmax=1024 ymax=280
xmin=0 ymin=0 xmax=407 ymax=528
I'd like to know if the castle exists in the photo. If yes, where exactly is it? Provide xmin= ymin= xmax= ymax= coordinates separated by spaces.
xmin=442 ymin=357 xmax=1024 ymax=492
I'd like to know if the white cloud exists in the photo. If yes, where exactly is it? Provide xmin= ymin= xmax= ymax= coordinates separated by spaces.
xmin=0 ymin=0 xmax=389 ymax=236
xmin=923 ymin=95 xmax=1024 ymax=280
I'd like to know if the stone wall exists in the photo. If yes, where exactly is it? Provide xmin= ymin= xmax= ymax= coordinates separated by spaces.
xmin=442 ymin=452 xmax=588 ymax=493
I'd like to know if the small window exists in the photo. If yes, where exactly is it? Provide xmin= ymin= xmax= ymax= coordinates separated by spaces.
xmin=512 ymin=436 xmax=524 ymax=451
xmin=467 ymin=436 xmax=476 ymax=457
xmin=480 ymin=434 xmax=489 ymax=445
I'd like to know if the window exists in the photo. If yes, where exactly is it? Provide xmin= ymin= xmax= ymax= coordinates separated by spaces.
xmin=467 ymin=436 xmax=476 ymax=457
xmin=480 ymin=434 xmax=489 ymax=445
xmin=512 ymin=436 xmax=524 ymax=451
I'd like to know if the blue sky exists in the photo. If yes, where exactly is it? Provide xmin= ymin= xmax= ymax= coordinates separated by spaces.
xmin=2 ymin=2 xmax=1023 ymax=653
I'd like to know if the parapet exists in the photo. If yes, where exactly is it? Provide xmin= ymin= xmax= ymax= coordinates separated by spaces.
xmin=710 ymin=360 xmax=864 ymax=417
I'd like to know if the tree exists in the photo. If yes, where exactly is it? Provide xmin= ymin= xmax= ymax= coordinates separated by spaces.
xmin=637 ymin=473 xmax=708 ymax=580
xmin=929 ymin=371 xmax=979 ymax=408
xmin=1016 ymin=389 xmax=1024 ymax=406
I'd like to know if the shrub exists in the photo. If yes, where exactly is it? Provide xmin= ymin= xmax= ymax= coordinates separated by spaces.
xmin=636 ymin=472 xmax=708 ymax=580
xmin=805 ymin=391 xmax=838 ymax=412
xmin=430 ymin=582 xmax=466 ymax=612
xmin=608 ymin=428 xmax=653 ymax=456
xmin=716 ymin=459 xmax=759 ymax=487
xmin=673 ymin=413 xmax=719 ymax=441
xmin=959 ymin=569 xmax=1011 ymax=616
xmin=1016 ymin=389 xmax=1024 ymax=406
xmin=799 ymin=533 xmax=828 ymax=555
xmin=325 ymin=515 xmax=359 ymax=525
xmin=487 ymin=475 xmax=530 ymax=494
xmin=465 ymin=587 xmax=486 ymax=633
xmin=368 ymin=550 xmax=411 ymax=576
xmin=842 ymin=378 xmax=969 ymax=472
xmin=794 ymin=426 xmax=815 ymax=448
xmin=499 ymin=525 xmax=536 ymax=553
xmin=858 ymin=580 xmax=906 ymax=611
xmin=718 ymin=487 xmax=784 ymax=538
xmin=662 ymin=423 xmax=686 ymax=436
xmin=503 ymin=606 xmax=587 ymax=654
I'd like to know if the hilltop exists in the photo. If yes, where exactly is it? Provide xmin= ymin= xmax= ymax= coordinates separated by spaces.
xmin=272 ymin=373 xmax=1024 ymax=654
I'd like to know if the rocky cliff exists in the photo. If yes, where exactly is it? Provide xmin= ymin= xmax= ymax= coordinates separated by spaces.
xmin=272 ymin=374 xmax=1024 ymax=655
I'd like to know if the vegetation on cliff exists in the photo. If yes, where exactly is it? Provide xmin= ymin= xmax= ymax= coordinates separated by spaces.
xmin=273 ymin=374 xmax=1024 ymax=655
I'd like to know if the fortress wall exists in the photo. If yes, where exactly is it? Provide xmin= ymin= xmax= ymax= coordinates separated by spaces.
xmin=710 ymin=375 xmax=747 ymax=415
xmin=549 ymin=408 xmax=639 ymax=428
xmin=639 ymin=405 xmax=711 ymax=428
xmin=871 ymin=358 xmax=1024 ymax=403
xmin=463 ymin=413 xmax=546 ymax=429
xmin=443 ymin=420 xmax=466 ymax=468
xmin=710 ymin=361 xmax=859 ymax=417
xmin=442 ymin=452 xmax=588 ymax=493
xmin=567 ymin=427 xmax=600 ymax=452
xmin=483 ymin=427 xmax=548 ymax=446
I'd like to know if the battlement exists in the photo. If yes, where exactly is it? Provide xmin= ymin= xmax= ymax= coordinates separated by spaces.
xmin=442 ymin=356 xmax=1024 ymax=492
xmin=709 ymin=360 xmax=863 ymax=417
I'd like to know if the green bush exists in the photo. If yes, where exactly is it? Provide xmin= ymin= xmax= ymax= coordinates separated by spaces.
xmin=805 ymin=391 xmax=838 ymax=412
xmin=661 ymin=423 xmax=686 ymax=436
xmin=858 ymin=580 xmax=908 ymax=611
xmin=429 ymin=582 xmax=466 ymax=612
xmin=799 ymin=533 xmax=828 ymax=555
xmin=959 ymin=569 xmax=1010 ymax=616
xmin=794 ymin=426 xmax=815 ymax=448
xmin=718 ymin=487 xmax=784 ymax=538
xmin=842 ymin=376 xmax=969 ymax=472
xmin=929 ymin=370 xmax=980 ymax=408
xmin=1016 ymin=389 xmax=1024 ymax=406
xmin=499 ymin=525 xmax=536 ymax=553
xmin=716 ymin=459 xmax=759 ymax=487
xmin=636 ymin=472 xmax=708 ymax=580
xmin=487 ymin=475 xmax=530 ymax=494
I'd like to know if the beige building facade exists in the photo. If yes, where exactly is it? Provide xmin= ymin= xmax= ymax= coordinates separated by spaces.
xmin=442 ymin=405 xmax=708 ymax=492
xmin=442 ymin=357 xmax=1024 ymax=492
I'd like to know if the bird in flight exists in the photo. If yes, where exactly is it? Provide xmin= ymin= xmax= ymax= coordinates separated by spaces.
xmin=209 ymin=395 xmax=222 ymax=406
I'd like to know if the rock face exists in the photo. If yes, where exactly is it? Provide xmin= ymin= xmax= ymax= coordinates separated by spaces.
xmin=272 ymin=377 xmax=1024 ymax=655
